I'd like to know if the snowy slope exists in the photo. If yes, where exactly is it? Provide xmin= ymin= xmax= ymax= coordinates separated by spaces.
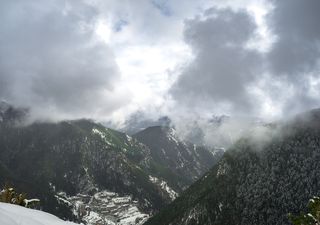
xmin=0 ymin=203 xmax=78 ymax=225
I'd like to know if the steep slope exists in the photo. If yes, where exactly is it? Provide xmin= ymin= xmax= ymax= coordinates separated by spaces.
xmin=134 ymin=126 xmax=224 ymax=191
xmin=144 ymin=110 xmax=320 ymax=225
xmin=0 ymin=119 xmax=175 ymax=223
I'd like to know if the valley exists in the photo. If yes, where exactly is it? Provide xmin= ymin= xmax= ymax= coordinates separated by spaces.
xmin=0 ymin=103 xmax=222 ymax=225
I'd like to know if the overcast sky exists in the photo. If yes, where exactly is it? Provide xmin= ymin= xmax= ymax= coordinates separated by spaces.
xmin=1 ymin=0 xmax=320 ymax=125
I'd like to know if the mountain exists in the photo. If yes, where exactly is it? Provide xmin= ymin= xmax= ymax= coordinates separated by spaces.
xmin=0 ymin=105 xmax=222 ymax=225
xmin=144 ymin=109 xmax=320 ymax=225
xmin=134 ymin=126 xmax=224 ymax=191
xmin=0 ymin=119 xmax=177 ymax=224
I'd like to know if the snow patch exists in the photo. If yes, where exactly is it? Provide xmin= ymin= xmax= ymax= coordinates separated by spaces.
xmin=167 ymin=128 xmax=180 ymax=146
xmin=0 ymin=202 xmax=77 ymax=225
xmin=92 ymin=128 xmax=113 ymax=146
xmin=149 ymin=175 xmax=178 ymax=200
xmin=126 ymin=134 xmax=132 ymax=142
xmin=92 ymin=128 xmax=106 ymax=139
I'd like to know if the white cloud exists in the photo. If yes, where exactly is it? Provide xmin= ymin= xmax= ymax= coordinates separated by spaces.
xmin=2 ymin=0 xmax=320 ymax=128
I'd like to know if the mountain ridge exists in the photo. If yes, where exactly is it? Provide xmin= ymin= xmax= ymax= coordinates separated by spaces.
xmin=0 ymin=106 xmax=222 ymax=224
xmin=144 ymin=109 xmax=320 ymax=225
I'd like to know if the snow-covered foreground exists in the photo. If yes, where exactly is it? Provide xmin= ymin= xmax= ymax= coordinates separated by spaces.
xmin=0 ymin=203 xmax=78 ymax=225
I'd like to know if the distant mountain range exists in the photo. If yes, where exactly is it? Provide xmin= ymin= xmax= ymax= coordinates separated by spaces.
xmin=144 ymin=109 xmax=320 ymax=225
xmin=0 ymin=102 xmax=222 ymax=224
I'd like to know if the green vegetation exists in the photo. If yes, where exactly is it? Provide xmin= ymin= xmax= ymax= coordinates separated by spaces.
xmin=0 ymin=119 xmax=178 ymax=219
xmin=145 ymin=121 xmax=320 ymax=225
xmin=289 ymin=196 xmax=320 ymax=225
xmin=0 ymin=184 xmax=39 ymax=208
xmin=0 ymin=114 xmax=221 ymax=221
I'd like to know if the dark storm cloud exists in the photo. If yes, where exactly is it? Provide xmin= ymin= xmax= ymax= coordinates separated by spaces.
xmin=0 ymin=0 xmax=128 ymax=120
xmin=171 ymin=8 xmax=262 ymax=113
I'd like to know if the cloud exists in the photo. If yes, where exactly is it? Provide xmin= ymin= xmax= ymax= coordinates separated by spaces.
xmin=262 ymin=0 xmax=320 ymax=117
xmin=86 ymin=0 xmax=201 ymax=123
xmin=267 ymin=0 xmax=320 ymax=76
xmin=171 ymin=8 xmax=262 ymax=115
xmin=2 ymin=0 xmax=320 ymax=130
xmin=0 ymin=0 xmax=130 ymax=121
xmin=0 ymin=0 xmax=224 ymax=124
xmin=163 ymin=0 xmax=320 ymax=147
xmin=170 ymin=0 xmax=320 ymax=121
